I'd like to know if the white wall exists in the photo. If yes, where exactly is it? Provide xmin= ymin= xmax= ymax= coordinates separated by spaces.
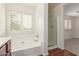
xmin=43 ymin=3 xmax=48 ymax=55
xmin=0 ymin=4 xmax=6 ymax=36
xmin=73 ymin=17 xmax=79 ymax=38
xmin=64 ymin=31 xmax=72 ymax=39
xmin=6 ymin=3 xmax=36 ymax=14
xmin=35 ymin=3 xmax=48 ymax=55
xmin=52 ymin=4 xmax=64 ymax=49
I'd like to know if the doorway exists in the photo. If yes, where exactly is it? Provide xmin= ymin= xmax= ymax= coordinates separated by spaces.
xmin=64 ymin=3 xmax=79 ymax=56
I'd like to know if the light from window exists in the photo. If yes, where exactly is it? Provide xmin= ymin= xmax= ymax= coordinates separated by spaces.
xmin=23 ymin=14 xmax=32 ymax=30
xmin=9 ymin=11 xmax=33 ymax=32
xmin=64 ymin=20 xmax=71 ymax=30
xmin=10 ymin=13 xmax=21 ymax=32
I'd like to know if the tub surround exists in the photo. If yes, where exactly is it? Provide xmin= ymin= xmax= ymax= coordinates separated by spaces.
xmin=11 ymin=40 xmax=42 ymax=56
xmin=0 ymin=37 xmax=11 ymax=56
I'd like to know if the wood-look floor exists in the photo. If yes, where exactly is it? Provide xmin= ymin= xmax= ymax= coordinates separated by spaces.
xmin=48 ymin=48 xmax=76 ymax=56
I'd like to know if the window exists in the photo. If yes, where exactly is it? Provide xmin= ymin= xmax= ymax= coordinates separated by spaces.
xmin=64 ymin=19 xmax=71 ymax=30
xmin=10 ymin=13 xmax=21 ymax=32
xmin=9 ymin=11 xmax=33 ymax=32
xmin=22 ymin=14 xmax=32 ymax=30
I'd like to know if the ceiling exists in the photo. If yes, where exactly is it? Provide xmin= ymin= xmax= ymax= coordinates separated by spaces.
xmin=64 ymin=3 xmax=79 ymax=16
xmin=48 ymin=3 xmax=60 ymax=14
xmin=18 ymin=3 xmax=40 ymax=6
xmin=48 ymin=3 xmax=60 ymax=9
xmin=6 ymin=3 xmax=40 ymax=8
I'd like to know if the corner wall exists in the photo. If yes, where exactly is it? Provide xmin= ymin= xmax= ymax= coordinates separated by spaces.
xmin=73 ymin=17 xmax=79 ymax=38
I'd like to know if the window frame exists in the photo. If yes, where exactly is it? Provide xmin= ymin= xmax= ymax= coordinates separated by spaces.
xmin=22 ymin=13 xmax=33 ymax=31
xmin=64 ymin=19 xmax=72 ymax=31
xmin=7 ymin=10 xmax=35 ymax=33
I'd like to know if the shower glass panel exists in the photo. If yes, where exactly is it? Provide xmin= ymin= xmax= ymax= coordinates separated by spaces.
xmin=48 ymin=15 xmax=57 ymax=47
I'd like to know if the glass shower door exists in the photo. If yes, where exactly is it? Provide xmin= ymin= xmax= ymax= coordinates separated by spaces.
xmin=48 ymin=15 xmax=57 ymax=47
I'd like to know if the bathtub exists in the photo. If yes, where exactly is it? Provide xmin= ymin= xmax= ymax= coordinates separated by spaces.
xmin=11 ymin=40 xmax=42 ymax=56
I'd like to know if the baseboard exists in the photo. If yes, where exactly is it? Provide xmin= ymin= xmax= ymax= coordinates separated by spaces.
xmin=48 ymin=45 xmax=58 ymax=50
xmin=64 ymin=37 xmax=79 ymax=40
xmin=42 ymin=52 xmax=48 ymax=56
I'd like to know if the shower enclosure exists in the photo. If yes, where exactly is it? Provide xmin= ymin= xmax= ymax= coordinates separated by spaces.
xmin=48 ymin=14 xmax=57 ymax=47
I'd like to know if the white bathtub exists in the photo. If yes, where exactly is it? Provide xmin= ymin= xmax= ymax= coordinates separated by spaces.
xmin=11 ymin=40 xmax=42 ymax=56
